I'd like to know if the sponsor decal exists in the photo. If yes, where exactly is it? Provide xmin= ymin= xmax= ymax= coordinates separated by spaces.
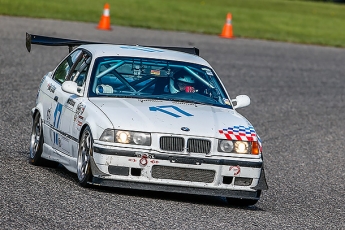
xmin=46 ymin=107 xmax=52 ymax=121
xmin=74 ymin=102 xmax=86 ymax=121
xmin=76 ymin=116 xmax=84 ymax=126
xmin=67 ymin=98 xmax=76 ymax=107
xmin=47 ymin=83 xmax=56 ymax=93
xmin=135 ymin=153 xmax=155 ymax=159
xmin=74 ymin=103 xmax=86 ymax=131
xmin=229 ymin=165 xmax=241 ymax=176
xmin=150 ymin=160 xmax=159 ymax=164
xmin=149 ymin=105 xmax=193 ymax=118
xmin=219 ymin=125 xmax=257 ymax=141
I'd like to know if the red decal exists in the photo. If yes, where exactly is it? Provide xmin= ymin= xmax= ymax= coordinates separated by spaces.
xmin=128 ymin=159 xmax=136 ymax=162
xmin=224 ymin=133 xmax=231 ymax=140
xmin=229 ymin=165 xmax=241 ymax=176
xmin=150 ymin=160 xmax=159 ymax=164
xmin=139 ymin=155 xmax=148 ymax=166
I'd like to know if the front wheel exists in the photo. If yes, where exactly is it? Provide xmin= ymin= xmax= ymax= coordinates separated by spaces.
xmin=77 ymin=126 xmax=93 ymax=187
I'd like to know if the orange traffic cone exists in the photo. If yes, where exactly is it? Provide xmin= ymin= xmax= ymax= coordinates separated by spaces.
xmin=220 ymin=13 xmax=234 ymax=39
xmin=97 ymin=3 xmax=111 ymax=30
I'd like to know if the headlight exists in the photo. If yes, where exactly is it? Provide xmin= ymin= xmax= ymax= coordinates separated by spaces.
xmin=234 ymin=141 xmax=249 ymax=154
xmin=100 ymin=129 xmax=151 ymax=146
xmin=116 ymin=130 xmax=131 ymax=144
xmin=99 ymin=129 xmax=115 ymax=142
xmin=219 ymin=140 xmax=234 ymax=152
xmin=218 ymin=140 xmax=255 ymax=154
xmin=132 ymin=132 xmax=150 ymax=145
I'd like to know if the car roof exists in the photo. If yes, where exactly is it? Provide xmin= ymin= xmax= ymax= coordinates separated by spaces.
xmin=79 ymin=44 xmax=212 ymax=67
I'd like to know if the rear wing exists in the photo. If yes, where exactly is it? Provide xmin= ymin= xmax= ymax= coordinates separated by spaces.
xmin=26 ymin=32 xmax=200 ymax=56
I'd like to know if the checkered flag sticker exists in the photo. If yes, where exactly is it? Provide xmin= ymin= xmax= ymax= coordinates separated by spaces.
xmin=219 ymin=125 xmax=257 ymax=142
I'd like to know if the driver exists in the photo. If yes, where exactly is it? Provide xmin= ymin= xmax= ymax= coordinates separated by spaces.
xmin=170 ymin=75 xmax=196 ymax=93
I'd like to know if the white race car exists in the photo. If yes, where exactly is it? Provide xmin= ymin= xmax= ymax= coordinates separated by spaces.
xmin=27 ymin=33 xmax=267 ymax=206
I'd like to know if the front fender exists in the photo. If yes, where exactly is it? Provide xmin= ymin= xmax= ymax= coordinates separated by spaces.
xmin=74 ymin=99 xmax=114 ymax=141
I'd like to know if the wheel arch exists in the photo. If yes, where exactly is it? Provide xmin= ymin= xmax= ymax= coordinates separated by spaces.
xmin=78 ymin=123 xmax=90 ymax=142
xmin=32 ymin=108 xmax=39 ymax=119
xmin=31 ymin=103 xmax=45 ymax=120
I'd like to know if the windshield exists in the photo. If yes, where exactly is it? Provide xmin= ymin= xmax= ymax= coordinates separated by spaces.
xmin=88 ymin=56 xmax=232 ymax=108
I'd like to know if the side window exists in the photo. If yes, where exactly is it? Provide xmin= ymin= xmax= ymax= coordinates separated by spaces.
xmin=53 ymin=50 xmax=83 ymax=84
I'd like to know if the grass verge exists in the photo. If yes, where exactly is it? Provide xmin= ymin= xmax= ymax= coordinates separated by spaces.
xmin=0 ymin=0 xmax=344 ymax=47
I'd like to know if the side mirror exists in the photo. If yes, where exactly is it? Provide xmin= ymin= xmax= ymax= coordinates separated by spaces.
xmin=232 ymin=95 xmax=250 ymax=109
xmin=62 ymin=81 xmax=83 ymax=96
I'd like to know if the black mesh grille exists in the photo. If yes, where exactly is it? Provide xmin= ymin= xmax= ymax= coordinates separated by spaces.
xmin=187 ymin=139 xmax=211 ymax=154
xmin=152 ymin=165 xmax=215 ymax=183
xmin=160 ymin=136 xmax=184 ymax=152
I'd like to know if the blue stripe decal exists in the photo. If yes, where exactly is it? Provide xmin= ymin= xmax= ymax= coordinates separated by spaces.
xmin=149 ymin=105 xmax=193 ymax=118
xmin=53 ymin=103 xmax=62 ymax=145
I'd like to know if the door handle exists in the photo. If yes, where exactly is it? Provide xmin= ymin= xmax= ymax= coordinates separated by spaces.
xmin=54 ymin=96 xmax=58 ymax=102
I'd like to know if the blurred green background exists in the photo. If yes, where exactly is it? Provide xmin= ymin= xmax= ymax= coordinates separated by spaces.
xmin=0 ymin=0 xmax=344 ymax=47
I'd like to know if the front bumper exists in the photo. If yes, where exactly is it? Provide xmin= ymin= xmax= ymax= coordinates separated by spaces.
xmin=90 ymin=144 xmax=268 ymax=199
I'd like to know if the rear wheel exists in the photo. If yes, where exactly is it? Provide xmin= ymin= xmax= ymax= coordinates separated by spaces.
xmin=77 ymin=126 xmax=93 ymax=187
xmin=29 ymin=112 xmax=58 ymax=167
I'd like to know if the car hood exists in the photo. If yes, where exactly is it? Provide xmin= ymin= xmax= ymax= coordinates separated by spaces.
xmin=89 ymin=98 xmax=254 ymax=138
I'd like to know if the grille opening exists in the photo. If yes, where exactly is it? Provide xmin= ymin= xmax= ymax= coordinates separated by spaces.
xmin=152 ymin=165 xmax=215 ymax=183
xmin=108 ymin=166 xmax=129 ymax=176
xmin=187 ymin=139 xmax=211 ymax=154
xmin=160 ymin=136 xmax=185 ymax=152
xmin=234 ymin=177 xmax=253 ymax=186
xmin=223 ymin=176 xmax=233 ymax=185
xmin=131 ymin=168 xmax=141 ymax=176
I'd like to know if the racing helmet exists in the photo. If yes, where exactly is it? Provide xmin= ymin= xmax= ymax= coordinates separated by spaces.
xmin=170 ymin=75 xmax=195 ymax=93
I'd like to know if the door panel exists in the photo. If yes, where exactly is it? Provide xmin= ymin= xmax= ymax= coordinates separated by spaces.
xmin=41 ymin=49 xmax=85 ymax=155
xmin=56 ymin=49 xmax=91 ymax=157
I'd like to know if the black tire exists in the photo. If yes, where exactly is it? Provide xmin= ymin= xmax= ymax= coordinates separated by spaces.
xmin=226 ymin=190 xmax=261 ymax=207
xmin=29 ymin=112 xmax=58 ymax=167
xmin=77 ymin=126 xmax=93 ymax=187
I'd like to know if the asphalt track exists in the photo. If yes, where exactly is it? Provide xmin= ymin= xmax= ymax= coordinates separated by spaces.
xmin=0 ymin=16 xmax=344 ymax=229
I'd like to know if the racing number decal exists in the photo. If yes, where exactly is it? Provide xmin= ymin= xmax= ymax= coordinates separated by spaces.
xmin=149 ymin=105 xmax=193 ymax=118
xmin=53 ymin=103 xmax=62 ymax=145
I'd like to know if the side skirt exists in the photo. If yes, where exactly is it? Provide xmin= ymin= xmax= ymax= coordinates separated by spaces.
xmin=42 ymin=143 xmax=77 ymax=173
